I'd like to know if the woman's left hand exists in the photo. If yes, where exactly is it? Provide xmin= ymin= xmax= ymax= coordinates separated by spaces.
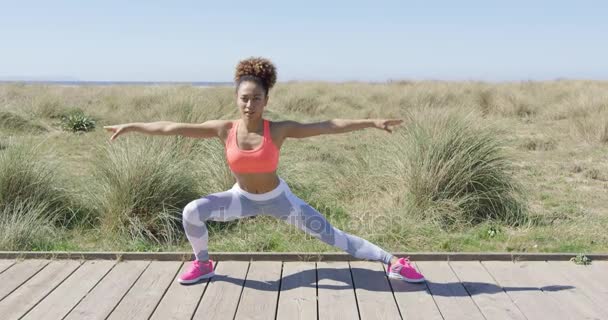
xmin=374 ymin=119 xmax=404 ymax=133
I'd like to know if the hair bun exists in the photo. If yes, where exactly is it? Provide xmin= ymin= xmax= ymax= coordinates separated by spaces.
xmin=235 ymin=57 xmax=277 ymax=91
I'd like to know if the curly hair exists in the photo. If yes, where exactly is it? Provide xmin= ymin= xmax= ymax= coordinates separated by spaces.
xmin=234 ymin=57 xmax=277 ymax=95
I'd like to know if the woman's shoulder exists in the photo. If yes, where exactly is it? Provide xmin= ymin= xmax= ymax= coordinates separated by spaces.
xmin=216 ymin=120 xmax=236 ymax=141
xmin=267 ymin=119 xmax=298 ymax=144
xmin=268 ymin=119 xmax=301 ymax=132
xmin=214 ymin=119 xmax=236 ymax=129
xmin=267 ymin=119 xmax=286 ymax=131
xmin=267 ymin=119 xmax=296 ymax=128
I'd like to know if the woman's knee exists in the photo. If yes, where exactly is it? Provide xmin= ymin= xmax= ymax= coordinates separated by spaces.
xmin=183 ymin=198 xmax=212 ymax=224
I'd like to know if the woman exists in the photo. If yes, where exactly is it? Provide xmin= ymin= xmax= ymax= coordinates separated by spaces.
xmin=104 ymin=57 xmax=425 ymax=284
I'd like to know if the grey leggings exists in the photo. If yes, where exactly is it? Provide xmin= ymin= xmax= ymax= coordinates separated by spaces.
xmin=182 ymin=178 xmax=394 ymax=264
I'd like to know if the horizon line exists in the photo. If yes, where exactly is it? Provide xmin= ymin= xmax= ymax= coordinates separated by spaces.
xmin=1 ymin=78 xmax=608 ymax=86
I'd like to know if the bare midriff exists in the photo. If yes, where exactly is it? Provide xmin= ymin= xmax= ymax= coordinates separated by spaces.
xmin=232 ymin=172 xmax=280 ymax=194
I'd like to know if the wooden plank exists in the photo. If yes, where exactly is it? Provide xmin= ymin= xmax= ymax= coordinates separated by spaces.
xmin=192 ymin=261 xmax=250 ymax=319
xmin=388 ymin=262 xmax=442 ymax=320
xmin=0 ymin=259 xmax=81 ymax=319
xmin=276 ymin=261 xmax=317 ymax=320
xmin=64 ymin=260 xmax=150 ymax=320
xmin=316 ymin=261 xmax=359 ymax=320
xmin=234 ymin=261 xmax=282 ymax=320
xmin=521 ymin=261 xmax=605 ymax=319
xmin=0 ymin=259 xmax=49 ymax=301
xmin=21 ymin=260 xmax=116 ymax=320
xmin=350 ymin=261 xmax=401 ymax=320
xmin=483 ymin=261 xmax=575 ymax=319
xmin=0 ymin=259 xmax=15 ymax=274
xmin=449 ymin=261 xmax=527 ymax=319
xmin=415 ymin=261 xmax=485 ymax=320
xmin=586 ymin=261 xmax=608 ymax=285
xmin=547 ymin=261 xmax=608 ymax=316
xmin=588 ymin=261 xmax=608 ymax=309
xmin=149 ymin=261 xmax=211 ymax=320
xmin=107 ymin=261 xmax=182 ymax=320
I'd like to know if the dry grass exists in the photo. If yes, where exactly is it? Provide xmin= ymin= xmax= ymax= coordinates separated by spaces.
xmin=1 ymin=80 xmax=607 ymax=253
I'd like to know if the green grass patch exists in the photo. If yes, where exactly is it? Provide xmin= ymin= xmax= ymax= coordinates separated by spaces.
xmin=61 ymin=111 xmax=96 ymax=132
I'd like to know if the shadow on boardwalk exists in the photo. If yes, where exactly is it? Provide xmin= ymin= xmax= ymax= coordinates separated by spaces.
xmin=181 ymin=266 xmax=575 ymax=296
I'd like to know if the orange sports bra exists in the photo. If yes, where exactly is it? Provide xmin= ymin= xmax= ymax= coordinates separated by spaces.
xmin=225 ymin=119 xmax=279 ymax=173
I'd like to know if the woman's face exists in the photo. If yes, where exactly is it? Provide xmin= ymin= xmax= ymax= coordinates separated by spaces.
xmin=236 ymin=81 xmax=268 ymax=121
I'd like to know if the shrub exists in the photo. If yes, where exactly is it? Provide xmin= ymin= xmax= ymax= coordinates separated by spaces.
xmin=0 ymin=111 xmax=47 ymax=133
xmin=0 ymin=200 xmax=58 ymax=251
xmin=0 ymin=143 xmax=77 ymax=227
xmin=570 ymin=253 xmax=591 ymax=265
xmin=61 ymin=109 xmax=96 ymax=132
xmin=388 ymin=110 xmax=527 ymax=227
xmin=90 ymin=136 xmax=200 ymax=244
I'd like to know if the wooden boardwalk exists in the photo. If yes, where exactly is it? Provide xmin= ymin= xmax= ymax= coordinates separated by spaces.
xmin=0 ymin=258 xmax=606 ymax=320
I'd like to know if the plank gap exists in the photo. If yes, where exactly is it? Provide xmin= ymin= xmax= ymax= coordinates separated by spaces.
xmin=380 ymin=261 xmax=404 ymax=320
xmin=347 ymin=261 xmax=362 ymax=320
xmin=447 ymin=261 xmax=489 ymax=320
xmin=231 ymin=260 xmax=252 ymax=320
xmin=273 ymin=262 xmax=284 ymax=320
xmin=189 ymin=260 xmax=218 ymax=320
xmin=315 ymin=262 xmax=319 ymax=320
xmin=145 ymin=261 xmax=185 ymax=320
xmin=105 ymin=260 xmax=152 ymax=319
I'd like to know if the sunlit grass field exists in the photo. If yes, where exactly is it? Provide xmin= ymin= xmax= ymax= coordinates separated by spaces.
xmin=1 ymin=80 xmax=607 ymax=254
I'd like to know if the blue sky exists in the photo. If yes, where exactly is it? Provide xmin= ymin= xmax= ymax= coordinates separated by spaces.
xmin=1 ymin=0 xmax=607 ymax=82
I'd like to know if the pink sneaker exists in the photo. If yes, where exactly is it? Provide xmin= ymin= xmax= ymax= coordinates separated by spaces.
xmin=177 ymin=260 xmax=215 ymax=284
xmin=387 ymin=257 xmax=425 ymax=283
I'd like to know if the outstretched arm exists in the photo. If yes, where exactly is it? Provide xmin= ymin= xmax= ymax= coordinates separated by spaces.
xmin=280 ymin=119 xmax=403 ymax=139
xmin=103 ymin=120 xmax=230 ymax=141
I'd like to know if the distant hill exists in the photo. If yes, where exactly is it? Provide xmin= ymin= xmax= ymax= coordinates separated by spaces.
xmin=0 ymin=78 xmax=234 ymax=86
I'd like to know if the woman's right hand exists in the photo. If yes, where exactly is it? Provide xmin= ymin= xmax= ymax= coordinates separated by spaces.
xmin=103 ymin=124 xmax=130 ymax=141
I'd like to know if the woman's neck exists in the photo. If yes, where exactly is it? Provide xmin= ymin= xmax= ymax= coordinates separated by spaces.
xmin=241 ymin=118 xmax=264 ymax=133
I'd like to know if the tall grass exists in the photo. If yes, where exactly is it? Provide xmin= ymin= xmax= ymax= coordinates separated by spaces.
xmin=191 ymin=138 xmax=236 ymax=194
xmin=386 ymin=109 xmax=527 ymax=227
xmin=0 ymin=201 xmax=59 ymax=250
xmin=89 ymin=136 xmax=200 ymax=244
xmin=0 ymin=142 xmax=78 ymax=227
xmin=571 ymin=115 xmax=608 ymax=144
xmin=0 ymin=142 xmax=79 ymax=250
xmin=1 ymin=81 xmax=607 ymax=253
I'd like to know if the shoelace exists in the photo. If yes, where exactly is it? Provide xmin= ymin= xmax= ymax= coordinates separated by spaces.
xmin=392 ymin=257 xmax=413 ymax=271
xmin=190 ymin=261 xmax=210 ymax=272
